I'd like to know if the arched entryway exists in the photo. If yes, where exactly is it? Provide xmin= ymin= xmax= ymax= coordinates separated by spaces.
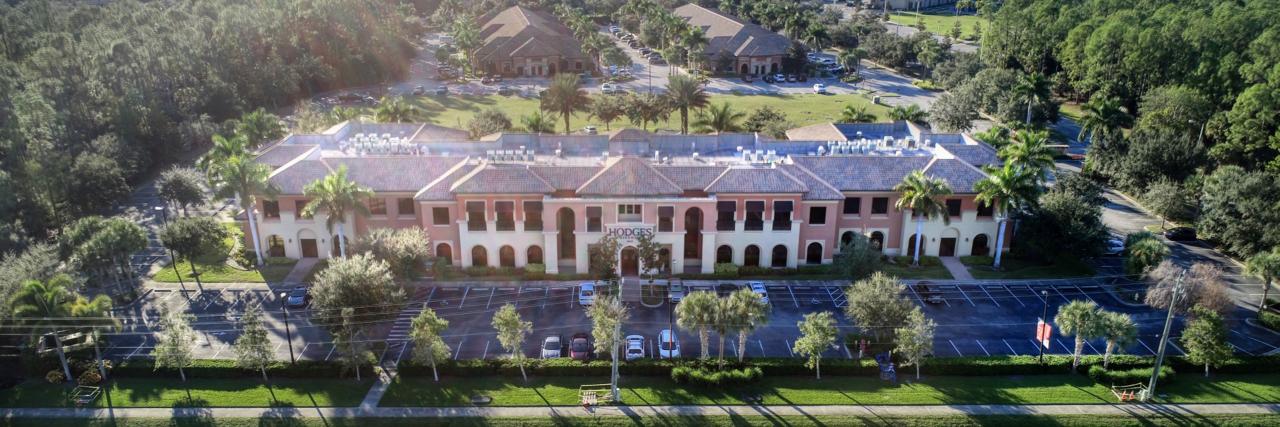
xmin=267 ymin=235 xmax=285 ymax=258
xmin=972 ymin=234 xmax=990 ymax=256
xmin=472 ymin=246 xmax=488 ymax=267
xmin=297 ymin=229 xmax=319 ymax=258
xmin=716 ymin=245 xmax=732 ymax=264
xmin=840 ymin=231 xmax=854 ymax=249
xmin=658 ymin=248 xmax=671 ymax=275
xmin=906 ymin=234 xmax=925 ymax=257
xmin=744 ymin=245 xmax=760 ymax=267
xmin=436 ymin=243 xmax=453 ymax=265
xmin=683 ymin=208 xmax=702 ymax=262
xmin=557 ymin=208 xmax=575 ymax=261
xmin=870 ymin=231 xmax=885 ymax=252
xmin=499 ymin=245 xmax=515 ymax=267
xmin=939 ymin=228 xmax=960 ymax=257
xmin=739 ymin=63 xmax=748 ymax=74
xmin=771 ymin=245 xmax=788 ymax=268
xmin=620 ymin=247 xmax=639 ymax=276
xmin=527 ymin=245 xmax=544 ymax=265
xmin=805 ymin=242 xmax=823 ymax=265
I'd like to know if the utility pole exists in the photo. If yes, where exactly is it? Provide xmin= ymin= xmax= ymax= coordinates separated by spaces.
xmin=1038 ymin=290 xmax=1049 ymax=364
xmin=1145 ymin=270 xmax=1185 ymax=402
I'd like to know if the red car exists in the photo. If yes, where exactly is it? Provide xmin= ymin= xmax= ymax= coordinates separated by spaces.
xmin=569 ymin=333 xmax=591 ymax=360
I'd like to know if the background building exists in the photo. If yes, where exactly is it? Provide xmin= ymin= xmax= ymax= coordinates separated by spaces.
xmin=474 ymin=6 xmax=592 ymax=77
xmin=673 ymin=4 xmax=791 ymax=75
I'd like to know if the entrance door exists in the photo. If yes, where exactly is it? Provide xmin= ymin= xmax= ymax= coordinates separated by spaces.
xmin=620 ymin=247 xmax=639 ymax=276
xmin=300 ymin=239 xmax=318 ymax=258
xmin=939 ymin=238 xmax=957 ymax=257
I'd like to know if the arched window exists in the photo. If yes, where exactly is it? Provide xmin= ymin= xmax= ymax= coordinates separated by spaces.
xmin=744 ymin=245 xmax=761 ymax=267
xmin=716 ymin=245 xmax=732 ymax=264
xmin=436 ymin=243 xmax=453 ymax=265
xmin=499 ymin=245 xmax=516 ymax=267
xmin=806 ymin=242 xmax=823 ymax=265
xmin=527 ymin=245 xmax=544 ymax=265
xmin=840 ymin=231 xmax=854 ymax=249
xmin=972 ymin=234 xmax=990 ymax=256
xmin=870 ymin=231 xmax=885 ymax=252
xmin=907 ymin=234 xmax=925 ymax=257
xmin=267 ymin=235 xmax=285 ymax=258
xmin=472 ymin=246 xmax=488 ymax=267
xmin=771 ymin=245 xmax=788 ymax=268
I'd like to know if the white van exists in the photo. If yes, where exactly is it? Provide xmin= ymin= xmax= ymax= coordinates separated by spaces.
xmin=658 ymin=329 xmax=680 ymax=359
xmin=578 ymin=283 xmax=596 ymax=306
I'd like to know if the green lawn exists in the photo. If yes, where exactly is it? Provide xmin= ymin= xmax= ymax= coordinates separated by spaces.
xmin=887 ymin=11 xmax=983 ymax=41
xmin=382 ymin=373 xmax=1280 ymax=407
xmin=881 ymin=263 xmax=954 ymax=280
xmin=0 ymin=377 xmax=370 ymax=408
xmin=962 ymin=256 xmax=1095 ymax=280
xmin=402 ymin=93 xmax=891 ymax=134
xmin=152 ymin=258 xmax=296 ymax=283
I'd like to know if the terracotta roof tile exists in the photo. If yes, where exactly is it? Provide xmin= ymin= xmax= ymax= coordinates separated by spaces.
xmin=705 ymin=167 xmax=808 ymax=194
xmin=451 ymin=163 xmax=554 ymax=194
xmin=577 ymin=157 xmax=683 ymax=196
xmin=791 ymin=156 xmax=933 ymax=191
xmin=655 ymin=165 xmax=728 ymax=190
xmin=323 ymin=157 xmax=463 ymax=193
xmin=529 ymin=166 xmax=602 ymax=190
xmin=269 ymin=160 xmax=331 ymax=194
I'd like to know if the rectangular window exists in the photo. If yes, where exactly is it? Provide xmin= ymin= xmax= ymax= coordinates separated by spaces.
xmin=295 ymin=200 xmax=312 ymax=219
xmin=809 ymin=206 xmax=827 ymax=225
xmin=524 ymin=201 xmax=543 ymax=231
xmin=495 ymin=201 xmax=515 ymax=231
xmin=586 ymin=206 xmax=603 ymax=232
xmin=977 ymin=201 xmax=994 ymax=218
xmin=432 ymin=207 xmax=450 ymax=225
xmin=397 ymin=198 xmax=415 ymax=217
xmin=617 ymin=204 xmax=642 ymax=222
xmin=744 ymin=201 xmax=764 ymax=231
xmin=466 ymin=201 xmax=486 ymax=231
xmin=368 ymin=198 xmax=387 ymax=216
xmin=263 ymin=201 xmax=280 ymax=219
xmin=946 ymin=199 xmax=962 ymax=218
xmin=658 ymin=206 xmax=674 ymax=232
xmin=773 ymin=201 xmax=793 ymax=231
xmin=842 ymin=197 xmax=860 ymax=215
xmin=716 ymin=201 xmax=736 ymax=231
xmin=871 ymin=197 xmax=889 ymax=215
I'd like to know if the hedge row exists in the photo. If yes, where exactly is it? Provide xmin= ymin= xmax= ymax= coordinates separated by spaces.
xmin=1088 ymin=365 xmax=1175 ymax=385
xmin=112 ymin=359 xmax=347 ymax=379
xmin=671 ymin=366 xmax=763 ymax=386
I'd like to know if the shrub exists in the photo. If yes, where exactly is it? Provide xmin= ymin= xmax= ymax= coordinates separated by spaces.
xmin=77 ymin=369 xmax=103 ymax=385
xmin=1259 ymin=310 xmax=1280 ymax=332
xmin=960 ymin=255 xmax=993 ymax=265
xmin=45 ymin=370 xmax=65 ymax=384
xmin=713 ymin=263 xmax=738 ymax=277
xmin=1088 ymin=365 xmax=1174 ymax=385
xmin=738 ymin=266 xmax=770 ymax=277
xmin=891 ymin=256 xmax=942 ymax=266
xmin=670 ymin=366 xmax=763 ymax=386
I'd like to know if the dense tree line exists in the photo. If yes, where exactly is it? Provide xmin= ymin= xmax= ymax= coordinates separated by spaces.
xmin=0 ymin=0 xmax=419 ymax=252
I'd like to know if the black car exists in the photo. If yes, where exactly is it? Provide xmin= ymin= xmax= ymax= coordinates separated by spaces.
xmin=649 ymin=57 xmax=666 ymax=65
xmin=1164 ymin=227 xmax=1197 ymax=241
xmin=762 ymin=74 xmax=775 ymax=83
xmin=913 ymin=282 xmax=943 ymax=305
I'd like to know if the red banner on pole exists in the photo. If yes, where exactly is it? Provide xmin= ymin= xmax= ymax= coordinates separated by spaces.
xmin=1036 ymin=318 xmax=1052 ymax=349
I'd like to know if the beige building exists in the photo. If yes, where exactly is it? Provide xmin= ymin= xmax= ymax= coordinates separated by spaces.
xmin=474 ymin=6 xmax=592 ymax=77
xmin=673 ymin=4 xmax=792 ymax=75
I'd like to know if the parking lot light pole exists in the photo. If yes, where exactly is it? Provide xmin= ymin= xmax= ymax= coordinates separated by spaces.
xmin=280 ymin=292 xmax=296 ymax=364
xmin=1145 ymin=272 xmax=1185 ymax=402
xmin=1038 ymin=290 xmax=1049 ymax=364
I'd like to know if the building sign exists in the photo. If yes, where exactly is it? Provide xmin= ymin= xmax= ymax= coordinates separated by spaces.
xmin=604 ymin=224 xmax=654 ymax=243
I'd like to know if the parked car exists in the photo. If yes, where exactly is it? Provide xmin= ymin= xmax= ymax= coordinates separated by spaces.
xmin=411 ymin=85 xmax=426 ymax=96
xmin=639 ymin=47 xmax=652 ymax=55
xmin=806 ymin=52 xmax=819 ymax=61
xmin=583 ymin=125 xmax=598 ymax=135
xmin=480 ymin=76 xmax=495 ymax=85
xmin=541 ymin=335 xmax=562 ymax=359
xmin=762 ymin=74 xmax=776 ymax=83
xmin=285 ymin=286 xmax=310 ymax=308
xmin=812 ymin=83 xmax=827 ymax=94
xmin=658 ymin=329 xmax=680 ymax=359
xmin=748 ymin=282 xmax=770 ymax=305
xmin=668 ymin=282 xmax=685 ymax=302
xmin=497 ymin=85 xmax=514 ymax=96
xmin=649 ymin=57 xmax=666 ymax=65
xmin=1104 ymin=238 xmax=1126 ymax=256
xmin=785 ymin=74 xmax=798 ymax=83
xmin=609 ymin=25 xmax=620 ymax=33
xmin=913 ymin=282 xmax=944 ymax=305
xmin=570 ymin=333 xmax=591 ymax=360
xmin=578 ymin=283 xmax=596 ymax=306
xmin=434 ymin=86 xmax=448 ymax=96
xmin=625 ymin=335 xmax=646 ymax=361
xmin=773 ymin=73 xmax=786 ymax=83
xmin=600 ymin=83 xmax=619 ymax=94
xmin=1165 ymin=227 xmax=1197 ymax=241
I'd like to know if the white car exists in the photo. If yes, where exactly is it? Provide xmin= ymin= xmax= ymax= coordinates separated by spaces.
xmin=1105 ymin=238 xmax=1126 ymax=256
xmin=541 ymin=335 xmax=562 ymax=359
xmin=669 ymin=282 xmax=685 ymax=302
xmin=658 ymin=329 xmax=680 ymax=359
xmin=748 ymin=281 xmax=769 ymax=305
xmin=625 ymin=335 xmax=646 ymax=361
xmin=600 ymin=83 xmax=619 ymax=94
xmin=578 ymin=282 xmax=596 ymax=306
xmin=812 ymin=83 xmax=827 ymax=94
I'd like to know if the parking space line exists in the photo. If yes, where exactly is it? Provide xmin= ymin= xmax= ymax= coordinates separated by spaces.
xmin=541 ymin=288 xmax=549 ymax=310
xmin=975 ymin=340 xmax=990 ymax=356
xmin=424 ymin=287 xmax=436 ymax=306
xmin=844 ymin=343 xmax=853 ymax=359
xmin=786 ymin=340 xmax=794 ymax=357
xmin=459 ymin=287 xmax=471 ymax=308
xmin=906 ymin=284 xmax=925 ymax=306
xmin=979 ymin=286 xmax=1000 ymax=307
xmin=1003 ymin=339 xmax=1018 ymax=355
xmin=1056 ymin=339 xmax=1073 ymax=354
xmin=787 ymin=286 xmax=799 ymax=308
xmin=127 ymin=341 xmax=146 ymax=359
xmin=1051 ymin=286 xmax=1071 ymax=303
xmin=481 ymin=340 xmax=490 ymax=360
xmin=956 ymin=287 xmax=976 ymax=306
xmin=325 ymin=345 xmax=336 ymax=361
xmin=1073 ymin=284 xmax=1098 ymax=304
xmin=1232 ymin=330 xmax=1280 ymax=352
xmin=949 ymin=339 xmax=962 ymax=356
xmin=1026 ymin=285 xmax=1046 ymax=304
xmin=1232 ymin=344 xmax=1254 ymax=356
xmin=1137 ymin=338 xmax=1156 ymax=355
xmin=1085 ymin=340 xmax=1100 ymax=355
xmin=569 ymin=286 xmax=576 ymax=307
xmin=485 ymin=288 xmax=496 ymax=309
xmin=758 ymin=340 xmax=765 ymax=357
xmin=1167 ymin=340 xmax=1186 ymax=356
xmin=730 ymin=341 xmax=737 ymax=359
xmin=454 ymin=338 xmax=465 ymax=360
xmin=1003 ymin=285 xmax=1026 ymax=307
xmin=1029 ymin=338 xmax=1044 ymax=354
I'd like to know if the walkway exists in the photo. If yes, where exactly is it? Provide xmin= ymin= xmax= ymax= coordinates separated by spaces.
xmin=940 ymin=257 xmax=974 ymax=281
xmin=4 ymin=403 xmax=1279 ymax=419
xmin=283 ymin=258 xmax=319 ymax=283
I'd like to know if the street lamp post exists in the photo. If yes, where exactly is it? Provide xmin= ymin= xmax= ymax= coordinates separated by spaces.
xmin=280 ymin=292 xmax=296 ymax=364
xmin=1038 ymin=290 xmax=1049 ymax=364
xmin=154 ymin=206 xmax=187 ymax=295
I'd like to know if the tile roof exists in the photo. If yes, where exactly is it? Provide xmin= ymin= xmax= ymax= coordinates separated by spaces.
xmin=655 ymin=165 xmax=728 ymax=190
xmin=474 ymin=6 xmax=587 ymax=63
xmin=254 ymin=144 xmax=316 ymax=168
xmin=674 ymin=4 xmax=791 ymax=58
xmin=705 ymin=167 xmax=808 ymax=194
xmin=269 ymin=160 xmax=332 ymax=194
xmin=780 ymin=164 xmax=844 ymax=200
xmin=940 ymin=144 xmax=1000 ymax=167
xmin=529 ymin=166 xmax=601 ymax=190
xmin=923 ymin=158 xmax=986 ymax=193
xmin=451 ymin=163 xmax=554 ymax=194
xmin=792 ymin=156 xmax=933 ymax=191
xmin=577 ymin=157 xmax=683 ymax=196
xmin=324 ymin=157 xmax=463 ymax=192
xmin=416 ymin=164 xmax=476 ymax=201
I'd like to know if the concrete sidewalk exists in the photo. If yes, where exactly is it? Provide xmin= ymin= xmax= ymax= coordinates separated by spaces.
xmin=4 ymin=403 xmax=1279 ymax=419
xmin=940 ymin=257 xmax=975 ymax=281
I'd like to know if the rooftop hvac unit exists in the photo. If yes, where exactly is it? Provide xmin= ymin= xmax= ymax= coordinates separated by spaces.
xmin=600 ymin=151 xmax=609 ymax=162
xmin=654 ymin=150 xmax=661 ymax=162
xmin=555 ymin=148 xmax=563 ymax=158
xmin=692 ymin=152 xmax=699 ymax=161
xmin=817 ymin=145 xmax=826 ymax=155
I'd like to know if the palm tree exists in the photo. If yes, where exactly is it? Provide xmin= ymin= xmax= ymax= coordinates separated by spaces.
xmin=675 ymin=291 xmax=718 ymax=359
xmin=1076 ymin=95 xmax=1130 ymax=145
xmin=840 ymin=105 xmax=876 ymax=123
xmin=302 ymin=166 xmax=373 ymax=258
xmin=373 ymin=96 xmax=424 ymax=123
xmin=1098 ymin=311 xmax=1137 ymax=368
xmin=1054 ymin=300 xmax=1103 ymax=372
xmin=693 ymin=102 xmax=745 ymax=134
xmin=11 ymin=275 xmax=79 ymax=382
xmin=973 ymin=164 xmax=1040 ymax=268
xmin=209 ymin=155 xmax=280 ymax=266
xmin=664 ymin=75 xmax=709 ymax=134
xmin=838 ymin=48 xmax=866 ymax=77
xmin=70 ymin=291 xmax=118 ymax=381
xmin=889 ymin=104 xmax=929 ymax=124
xmin=541 ymin=73 xmax=592 ymax=134
xmin=682 ymin=27 xmax=709 ymax=70
xmin=1013 ymin=72 xmax=1051 ymax=125
xmin=329 ymin=106 xmax=362 ymax=124
xmin=729 ymin=288 xmax=770 ymax=362
xmin=235 ymin=108 xmax=285 ymax=148
xmin=1246 ymin=250 xmax=1280 ymax=315
xmin=521 ymin=112 xmax=557 ymax=134
xmin=626 ymin=93 xmax=671 ymax=132
xmin=999 ymin=129 xmax=1056 ymax=181
xmin=711 ymin=296 xmax=734 ymax=365
xmin=198 ymin=134 xmax=249 ymax=174
xmin=894 ymin=170 xmax=953 ymax=265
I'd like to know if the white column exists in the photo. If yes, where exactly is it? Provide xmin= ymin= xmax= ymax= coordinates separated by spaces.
xmin=700 ymin=231 xmax=717 ymax=274
xmin=543 ymin=232 xmax=559 ymax=274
